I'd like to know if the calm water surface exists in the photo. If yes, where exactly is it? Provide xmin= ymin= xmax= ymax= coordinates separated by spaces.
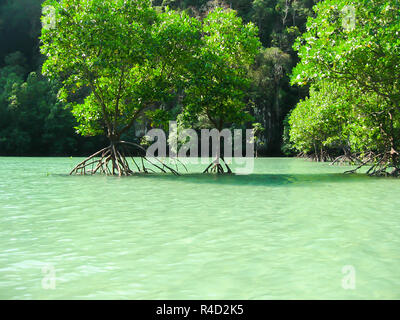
xmin=0 ymin=157 xmax=399 ymax=299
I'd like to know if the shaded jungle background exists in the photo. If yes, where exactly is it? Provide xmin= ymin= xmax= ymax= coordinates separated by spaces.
xmin=0 ymin=0 xmax=314 ymax=156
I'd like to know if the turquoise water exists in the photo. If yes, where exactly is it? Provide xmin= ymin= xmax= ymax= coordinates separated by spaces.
xmin=0 ymin=157 xmax=399 ymax=299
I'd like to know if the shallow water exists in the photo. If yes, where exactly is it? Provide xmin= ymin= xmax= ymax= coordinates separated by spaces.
xmin=0 ymin=157 xmax=399 ymax=299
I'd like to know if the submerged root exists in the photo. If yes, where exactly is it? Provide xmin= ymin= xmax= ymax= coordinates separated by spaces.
xmin=344 ymin=152 xmax=400 ymax=177
xmin=297 ymin=151 xmax=334 ymax=163
xmin=203 ymin=157 xmax=232 ymax=174
xmin=330 ymin=152 xmax=364 ymax=166
xmin=70 ymin=141 xmax=180 ymax=176
xmin=298 ymin=149 xmax=399 ymax=177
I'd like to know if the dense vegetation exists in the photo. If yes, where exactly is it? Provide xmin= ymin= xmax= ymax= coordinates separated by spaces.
xmin=40 ymin=0 xmax=263 ymax=175
xmin=1 ymin=0 xmax=399 ymax=177
xmin=289 ymin=0 xmax=400 ymax=175
xmin=0 ymin=0 xmax=315 ymax=156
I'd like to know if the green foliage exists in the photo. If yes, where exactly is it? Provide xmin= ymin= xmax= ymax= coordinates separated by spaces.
xmin=0 ymin=0 xmax=317 ymax=156
xmin=281 ymin=112 xmax=295 ymax=156
xmin=41 ymin=0 xmax=154 ymax=138
xmin=250 ymin=47 xmax=292 ymax=92
xmin=249 ymin=46 xmax=292 ymax=153
xmin=289 ymin=81 xmax=397 ymax=159
xmin=0 ymin=59 xmax=77 ymax=155
xmin=0 ymin=0 xmax=43 ymax=69
xmin=289 ymin=82 xmax=351 ymax=154
xmin=290 ymin=0 xmax=400 ymax=169
xmin=292 ymin=0 xmax=400 ymax=107
xmin=182 ymin=7 xmax=261 ymax=130
xmin=41 ymin=0 xmax=200 ymax=142
xmin=251 ymin=122 xmax=265 ymax=155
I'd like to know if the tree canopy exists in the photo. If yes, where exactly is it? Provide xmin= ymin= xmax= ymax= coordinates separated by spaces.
xmin=41 ymin=0 xmax=201 ymax=143
xmin=1 ymin=0 xmax=317 ymax=157
xmin=182 ymin=8 xmax=260 ymax=130
xmin=40 ymin=0 xmax=264 ymax=175
xmin=289 ymin=0 xmax=400 ymax=175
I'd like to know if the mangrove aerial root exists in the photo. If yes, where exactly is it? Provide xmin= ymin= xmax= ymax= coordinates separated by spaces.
xmin=203 ymin=157 xmax=232 ymax=174
xmin=344 ymin=152 xmax=400 ymax=177
xmin=70 ymin=141 xmax=180 ymax=176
